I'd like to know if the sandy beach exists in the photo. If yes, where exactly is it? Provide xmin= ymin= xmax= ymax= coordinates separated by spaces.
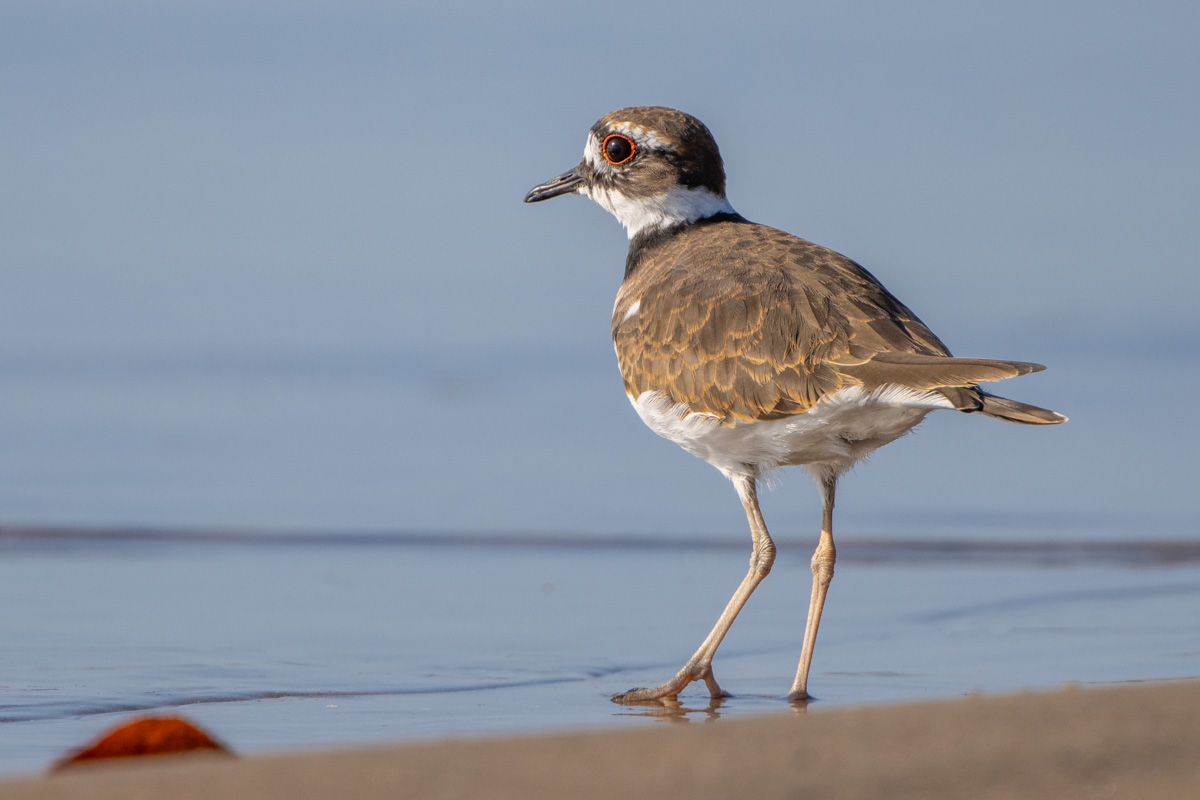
xmin=5 ymin=680 xmax=1198 ymax=799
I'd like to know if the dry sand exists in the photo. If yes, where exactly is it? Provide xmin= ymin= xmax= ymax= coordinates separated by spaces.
xmin=5 ymin=680 xmax=1199 ymax=799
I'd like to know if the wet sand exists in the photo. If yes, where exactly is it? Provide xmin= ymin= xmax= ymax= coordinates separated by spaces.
xmin=5 ymin=680 xmax=1199 ymax=799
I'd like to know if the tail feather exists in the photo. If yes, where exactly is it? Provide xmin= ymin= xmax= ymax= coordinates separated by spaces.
xmin=838 ymin=350 xmax=1067 ymax=425
xmin=978 ymin=393 xmax=1067 ymax=425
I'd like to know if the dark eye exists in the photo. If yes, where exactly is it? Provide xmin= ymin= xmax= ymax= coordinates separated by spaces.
xmin=603 ymin=134 xmax=636 ymax=165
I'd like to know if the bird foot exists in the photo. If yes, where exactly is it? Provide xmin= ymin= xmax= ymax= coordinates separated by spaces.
xmin=611 ymin=662 xmax=727 ymax=705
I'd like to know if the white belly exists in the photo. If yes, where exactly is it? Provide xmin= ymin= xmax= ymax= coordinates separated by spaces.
xmin=630 ymin=385 xmax=955 ymax=482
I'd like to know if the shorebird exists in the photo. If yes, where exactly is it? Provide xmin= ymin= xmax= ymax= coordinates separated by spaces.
xmin=524 ymin=106 xmax=1065 ymax=703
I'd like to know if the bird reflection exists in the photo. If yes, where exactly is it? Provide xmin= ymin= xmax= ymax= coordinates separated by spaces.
xmin=612 ymin=694 xmax=728 ymax=724
xmin=612 ymin=692 xmax=812 ymax=724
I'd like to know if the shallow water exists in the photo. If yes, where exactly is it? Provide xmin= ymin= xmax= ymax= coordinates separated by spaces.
xmin=2 ymin=530 xmax=1197 ymax=775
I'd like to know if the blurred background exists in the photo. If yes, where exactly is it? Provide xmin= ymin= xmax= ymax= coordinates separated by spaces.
xmin=2 ymin=0 xmax=1197 ymax=542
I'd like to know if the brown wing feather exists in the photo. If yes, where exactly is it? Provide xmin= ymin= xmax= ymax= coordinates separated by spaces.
xmin=836 ymin=351 xmax=1045 ymax=392
xmin=613 ymin=218 xmax=1028 ymax=423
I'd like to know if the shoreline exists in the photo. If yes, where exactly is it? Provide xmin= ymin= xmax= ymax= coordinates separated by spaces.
xmin=7 ymin=680 xmax=1199 ymax=799
xmin=5 ymin=524 xmax=1200 ymax=567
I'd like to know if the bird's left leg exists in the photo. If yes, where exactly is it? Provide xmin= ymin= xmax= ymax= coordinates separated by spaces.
xmin=788 ymin=475 xmax=837 ymax=701
xmin=613 ymin=474 xmax=775 ymax=704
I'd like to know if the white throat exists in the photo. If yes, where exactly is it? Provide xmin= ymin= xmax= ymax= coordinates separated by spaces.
xmin=583 ymin=184 xmax=735 ymax=239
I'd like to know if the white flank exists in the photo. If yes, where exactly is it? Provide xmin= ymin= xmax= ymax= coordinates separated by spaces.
xmin=620 ymin=299 xmax=641 ymax=323
xmin=630 ymin=385 xmax=954 ymax=482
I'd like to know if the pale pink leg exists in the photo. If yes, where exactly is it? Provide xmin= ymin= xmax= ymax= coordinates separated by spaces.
xmin=613 ymin=475 xmax=775 ymax=704
xmin=788 ymin=477 xmax=837 ymax=701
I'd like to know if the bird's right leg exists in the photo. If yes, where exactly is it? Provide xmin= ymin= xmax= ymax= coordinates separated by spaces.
xmin=613 ymin=475 xmax=775 ymax=704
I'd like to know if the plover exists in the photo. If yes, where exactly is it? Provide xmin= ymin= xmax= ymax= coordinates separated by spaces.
xmin=524 ymin=106 xmax=1065 ymax=703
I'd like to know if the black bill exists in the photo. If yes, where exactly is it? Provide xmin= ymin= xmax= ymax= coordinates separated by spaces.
xmin=524 ymin=167 xmax=585 ymax=203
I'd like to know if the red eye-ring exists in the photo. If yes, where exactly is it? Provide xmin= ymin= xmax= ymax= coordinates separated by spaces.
xmin=602 ymin=134 xmax=636 ymax=165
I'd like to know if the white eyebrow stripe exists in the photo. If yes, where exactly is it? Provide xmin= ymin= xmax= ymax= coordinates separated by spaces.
xmin=607 ymin=122 xmax=673 ymax=150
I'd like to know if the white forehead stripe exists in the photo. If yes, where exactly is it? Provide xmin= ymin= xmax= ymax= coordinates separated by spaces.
xmin=583 ymin=135 xmax=603 ymax=169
